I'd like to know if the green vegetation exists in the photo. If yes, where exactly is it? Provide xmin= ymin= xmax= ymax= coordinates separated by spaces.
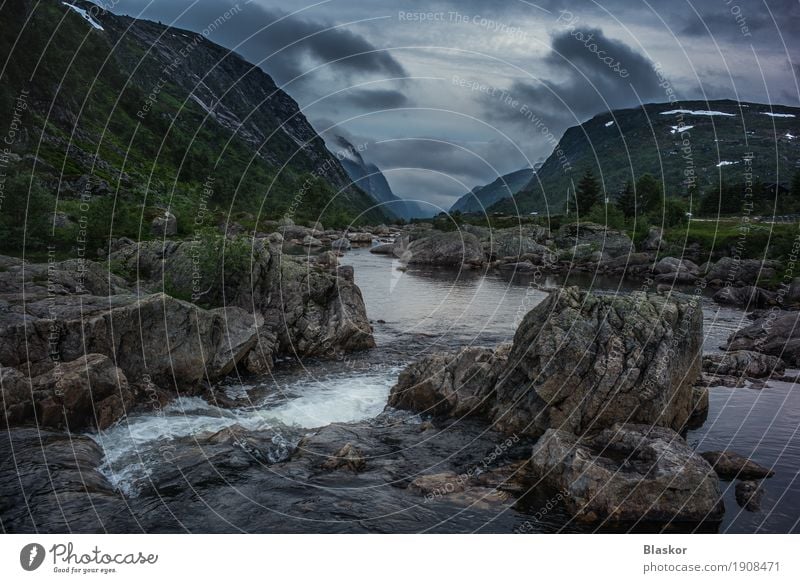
xmin=0 ymin=1 xmax=383 ymax=255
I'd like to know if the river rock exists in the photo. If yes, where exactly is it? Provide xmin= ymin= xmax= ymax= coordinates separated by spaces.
xmin=399 ymin=230 xmax=484 ymax=266
xmin=735 ymin=481 xmax=764 ymax=512
xmin=482 ymin=225 xmax=549 ymax=260
xmin=493 ymin=287 xmax=702 ymax=435
xmin=699 ymin=451 xmax=775 ymax=480
xmin=724 ymin=310 xmax=800 ymax=366
xmin=389 ymin=347 xmax=507 ymax=418
xmin=704 ymin=258 xmax=778 ymax=286
xmin=654 ymin=256 xmax=699 ymax=276
xmin=702 ymin=350 xmax=785 ymax=379
xmin=530 ymin=424 xmax=724 ymax=524
xmin=331 ymin=237 xmax=351 ymax=250
xmin=369 ymin=243 xmax=395 ymax=255
xmin=555 ymin=222 xmax=633 ymax=258
xmin=390 ymin=287 xmax=702 ymax=436
xmin=712 ymin=286 xmax=776 ymax=308
xmin=108 ymin=239 xmax=374 ymax=357
xmin=2 ymin=354 xmax=132 ymax=430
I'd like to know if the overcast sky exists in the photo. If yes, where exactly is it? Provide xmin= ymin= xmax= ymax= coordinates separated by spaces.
xmin=110 ymin=0 xmax=799 ymax=210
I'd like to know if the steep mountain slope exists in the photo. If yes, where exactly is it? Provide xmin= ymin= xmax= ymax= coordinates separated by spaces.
xmin=449 ymin=168 xmax=535 ymax=214
xmin=330 ymin=136 xmax=431 ymax=219
xmin=490 ymin=100 xmax=800 ymax=215
xmin=0 ymin=0 xmax=383 ymax=251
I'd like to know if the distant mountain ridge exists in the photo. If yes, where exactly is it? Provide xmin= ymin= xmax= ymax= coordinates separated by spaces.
xmin=330 ymin=135 xmax=432 ymax=219
xmin=489 ymin=99 xmax=800 ymax=215
xmin=449 ymin=168 xmax=535 ymax=214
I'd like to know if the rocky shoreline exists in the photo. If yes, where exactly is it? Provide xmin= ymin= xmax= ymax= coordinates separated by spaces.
xmin=0 ymin=221 xmax=794 ymax=532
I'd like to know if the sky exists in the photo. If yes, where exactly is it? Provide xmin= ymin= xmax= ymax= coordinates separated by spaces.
xmin=109 ymin=0 xmax=799 ymax=210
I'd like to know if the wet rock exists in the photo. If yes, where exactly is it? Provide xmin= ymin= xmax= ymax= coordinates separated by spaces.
xmin=686 ymin=386 xmax=709 ymax=429
xmin=530 ymin=424 xmax=724 ymax=524
xmin=0 ymin=428 xmax=136 ymax=533
xmin=321 ymin=443 xmax=366 ymax=472
xmin=497 ymin=260 xmax=537 ymax=272
xmin=712 ymin=286 xmax=776 ymax=309
xmin=702 ymin=350 xmax=785 ymax=379
xmin=409 ymin=472 xmax=465 ymax=495
xmin=725 ymin=310 xmax=800 ymax=366
xmin=735 ymin=481 xmax=764 ymax=512
xmin=347 ymin=232 xmax=374 ymax=245
xmin=699 ymin=451 xmax=775 ymax=480
xmin=389 ymin=346 xmax=507 ymax=418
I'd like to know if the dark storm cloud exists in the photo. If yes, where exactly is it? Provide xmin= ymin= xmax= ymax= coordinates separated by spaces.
xmin=346 ymin=89 xmax=409 ymax=109
xmin=482 ymin=26 xmax=662 ymax=129
xmin=111 ymin=0 xmax=406 ymax=84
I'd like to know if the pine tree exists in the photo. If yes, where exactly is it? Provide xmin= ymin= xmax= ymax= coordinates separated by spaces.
xmin=575 ymin=168 xmax=600 ymax=214
xmin=636 ymin=174 xmax=662 ymax=214
xmin=616 ymin=181 xmax=637 ymax=218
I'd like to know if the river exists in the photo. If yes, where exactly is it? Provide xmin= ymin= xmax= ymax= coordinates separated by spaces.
xmin=90 ymin=247 xmax=800 ymax=533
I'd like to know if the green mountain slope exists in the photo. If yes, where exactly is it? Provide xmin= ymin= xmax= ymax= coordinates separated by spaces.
xmin=490 ymin=100 xmax=800 ymax=215
xmin=449 ymin=168 xmax=535 ymax=214
xmin=0 ymin=0 xmax=383 ymax=252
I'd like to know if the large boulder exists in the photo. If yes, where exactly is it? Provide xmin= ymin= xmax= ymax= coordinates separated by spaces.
xmin=530 ymin=424 xmax=724 ymax=524
xmin=390 ymin=287 xmax=703 ymax=437
xmin=2 ymin=354 xmax=132 ymax=430
xmin=725 ymin=310 xmax=800 ymax=366
xmin=398 ymin=230 xmax=484 ymax=266
xmin=0 ymin=292 xmax=260 ymax=386
xmin=389 ymin=346 xmax=509 ymax=417
xmin=480 ymin=225 xmax=549 ymax=260
xmin=493 ymin=287 xmax=702 ymax=435
xmin=108 ymin=238 xmax=374 ymax=358
xmin=555 ymin=222 xmax=633 ymax=258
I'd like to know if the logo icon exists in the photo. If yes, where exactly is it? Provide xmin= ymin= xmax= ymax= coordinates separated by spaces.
xmin=20 ymin=543 xmax=46 ymax=571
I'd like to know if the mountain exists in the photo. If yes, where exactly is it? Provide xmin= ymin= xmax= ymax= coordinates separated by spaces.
xmin=330 ymin=136 xmax=432 ymax=220
xmin=0 ymin=0 xmax=384 ymax=251
xmin=449 ymin=168 xmax=535 ymax=214
xmin=489 ymin=100 xmax=800 ymax=215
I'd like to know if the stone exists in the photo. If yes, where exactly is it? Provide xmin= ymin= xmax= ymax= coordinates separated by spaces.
xmin=331 ymin=237 xmax=351 ymax=250
xmin=151 ymin=211 xmax=177 ymax=237
xmin=398 ymin=230 xmax=485 ymax=266
xmin=321 ymin=443 xmax=366 ymax=472
xmin=704 ymin=258 xmax=778 ymax=286
xmin=642 ymin=227 xmax=664 ymax=251
xmin=530 ymin=424 xmax=724 ymax=524
xmin=712 ymin=286 xmax=776 ymax=309
xmin=735 ymin=481 xmax=764 ymax=512
xmin=699 ymin=451 xmax=775 ymax=480
xmin=702 ymin=351 xmax=785 ymax=379
xmin=555 ymin=222 xmax=633 ymax=258
xmin=369 ymin=243 xmax=395 ymax=255
xmin=391 ymin=287 xmax=703 ymax=437
xmin=725 ymin=310 xmax=800 ymax=366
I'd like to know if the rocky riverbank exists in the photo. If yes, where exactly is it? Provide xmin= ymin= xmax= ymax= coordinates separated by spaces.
xmin=0 ymin=223 xmax=793 ymax=533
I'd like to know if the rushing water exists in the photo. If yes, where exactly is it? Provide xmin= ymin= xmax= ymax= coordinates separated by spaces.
xmin=91 ymin=246 xmax=799 ymax=533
